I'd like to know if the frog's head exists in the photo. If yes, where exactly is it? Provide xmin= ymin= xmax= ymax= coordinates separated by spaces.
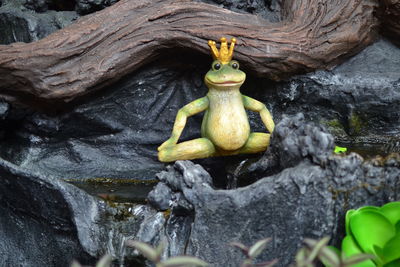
xmin=204 ymin=60 xmax=246 ymax=89
xmin=204 ymin=37 xmax=245 ymax=89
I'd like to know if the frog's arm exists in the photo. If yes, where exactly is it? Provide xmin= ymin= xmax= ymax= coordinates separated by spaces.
xmin=158 ymin=96 xmax=209 ymax=151
xmin=242 ymin=95 xmax=274 ymax=133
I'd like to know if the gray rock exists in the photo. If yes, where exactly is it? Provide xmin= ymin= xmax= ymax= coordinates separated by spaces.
xmin=265 ymin=39 xmax=400 ymax=145
xmin=1 ymin=113 xmax=399 ymax=267
xmin=0 ymin=56 xmax=208 ymax=181
xmin=153 ymin=116 xmax=400 ymax=266
xmin=0 ymin=100 xmax=9 ymax=120
xmin=147 ymin=182 xmax=172 ymax=211
xmin=0 ymin=0 xmax=77 ymax=44
xmin=23 ymin=0 xmax=48 ymax=12
xmin=76 ymin=0 xmax=119 ymax=15
xmin=23 ymin=0 xmax=76 ymax=12
xmin=0 ymin=156 xmax=159 ymax=266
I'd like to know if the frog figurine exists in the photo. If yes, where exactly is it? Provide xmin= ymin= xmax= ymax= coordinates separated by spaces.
xmin=158 ymin=37 xmax=274 ymax=162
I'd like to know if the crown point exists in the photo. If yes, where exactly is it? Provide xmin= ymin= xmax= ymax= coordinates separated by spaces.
xmin=208 ymin=37 xmax=236 ymax=64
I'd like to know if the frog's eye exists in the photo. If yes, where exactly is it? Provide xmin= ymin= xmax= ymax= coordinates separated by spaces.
xmin=212 ymin=62 xmax=221 ymax=71
xmin=231 ymin=61 xmax=239 ymax=69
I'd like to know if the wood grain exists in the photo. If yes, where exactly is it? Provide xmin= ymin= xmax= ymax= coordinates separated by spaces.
xmin=0 ymin=0 xmax=379 ymax=107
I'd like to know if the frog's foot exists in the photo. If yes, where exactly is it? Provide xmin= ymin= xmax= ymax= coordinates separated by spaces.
xmin=238 ymin=132 xmax=271 ymax=154
xmin=158 ymin=138 xmax=216 ymax=162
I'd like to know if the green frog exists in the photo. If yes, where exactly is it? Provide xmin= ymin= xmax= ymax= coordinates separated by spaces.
xmin=158 ymin=37 xmax=274 ymax=162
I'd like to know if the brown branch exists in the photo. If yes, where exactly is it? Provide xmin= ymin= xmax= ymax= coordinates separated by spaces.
xmin=0 ymin=0 xmax=378 ymax=106
xmin=380 ymin=0 xmax=400 ymax=46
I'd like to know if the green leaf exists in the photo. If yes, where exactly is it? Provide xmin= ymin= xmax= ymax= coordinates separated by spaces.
xmin=383 ymin=231 xmax=400 ymax=263
xmin=318 ymin=246 xmax=340 ymax=267
xmin=342 ymin=235 xmax=364 ymax=256
xmin=248 ymin=238 xmax=272 ymax=259
xmin=334 ymin=146 xmax=347 ymax=154
xmin=342 ymin=236 xmax=376 ymax=267
xmin=70 ymin=260 xmax=82 ymax=267
xmin=383 ymin=258 xmax=400 ymax=267
xmin=304 ymin=237 xmax=330 ymax=263
xmin=295 ymin=248 xmax=309 ymax=266
xmin=254 ymin=258 xmax=278 ymax=267
xmin=346 ymin=210 xmax=356 ymax=236
xmin=96 ymin=254 xmax=113 ymax=267
xmin=125 ymin=240 xmax=159 ymax=262
xmin=380 ymin=202 xmax=400 ymax=226
xmin=349 ymin=210 xmax=396 ymax=255
xmin=156 ymin=241 xmax=167 ymax=257
xmin=230 ymin=242 xmax=249 ymax=255
xmin=161 ymin=256 xmax=209 ymax=267
xmin=343 ymin=253 xmax=375 ymax=266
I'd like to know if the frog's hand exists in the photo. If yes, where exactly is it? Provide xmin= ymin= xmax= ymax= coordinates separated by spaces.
xmin=242 ymin=95 xmax=274 ymax=133
xmin=159 ymin=96 xmax=209 ymax=150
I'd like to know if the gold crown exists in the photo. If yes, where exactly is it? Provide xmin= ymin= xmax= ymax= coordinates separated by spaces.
xmin=208 ymin=37 xmax=236 ymax=64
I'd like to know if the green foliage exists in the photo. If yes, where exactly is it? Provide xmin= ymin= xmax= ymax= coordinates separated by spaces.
xmin=292 ymin=237 xmax=373 ymax=267
xmin=230 ymin=237 xmax=278 ymax=267
xmin=340 ymin=202 xmax=400 ymax=266
xmin=125 ymin=240 xmax=209 ymax=267
xmin=334 ymin=146 xmax=347 ymax=154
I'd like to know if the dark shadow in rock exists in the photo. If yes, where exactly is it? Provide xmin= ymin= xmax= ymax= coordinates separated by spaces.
xmin=0 ymin=50 xmax=210 ymax=181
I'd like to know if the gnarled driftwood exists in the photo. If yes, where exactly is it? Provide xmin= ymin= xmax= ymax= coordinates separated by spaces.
xmin=0 ymin=0 xmax=379 ymax=107
xmin=380 ymin=0 xmax=400 ymax=46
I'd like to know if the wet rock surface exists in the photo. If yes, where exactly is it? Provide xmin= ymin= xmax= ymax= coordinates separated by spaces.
xmin=147 ymin=115 xmax=400 ymax=266
xmin=0 ymin=0 xmax=77 ymax=44
xmin=0 ymin=155 xmax=161 ymax=267
xmin=75 ymin=0 xmax=119 ymax=15
xmin=0 ymin=54 xmax=208 ymax=181
xmin=0 ymin=113 xmax=399 ymax=267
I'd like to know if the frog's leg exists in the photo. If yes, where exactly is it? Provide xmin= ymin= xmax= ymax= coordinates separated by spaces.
xmin=238 ymin=132 xmax=271 ymax=154
xmin=242 ymin=95 xmax=274 ymax=133
xmin=158 ymin=138 xmax=216 ymax=162
xmin=158 ymin=97 xmax=211 ymax=162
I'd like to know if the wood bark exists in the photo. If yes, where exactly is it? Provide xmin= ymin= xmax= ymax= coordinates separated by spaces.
xmin=380 ymin=0 xmax=400 ymax=46
xmin=0 ymin=0 xmax=379 ymax=107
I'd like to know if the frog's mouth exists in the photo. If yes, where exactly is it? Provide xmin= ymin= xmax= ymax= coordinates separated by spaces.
xmin=205 ymin=78 xmax=244 ymax=86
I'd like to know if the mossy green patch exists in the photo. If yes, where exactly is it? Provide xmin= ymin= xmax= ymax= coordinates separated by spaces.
xmin=321 ymin=119 xmax=347 ymax=137
xmin=348 ymin=113 xmax=366 ymax=136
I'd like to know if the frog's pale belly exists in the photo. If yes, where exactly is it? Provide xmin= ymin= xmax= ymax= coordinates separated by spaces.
xmin=203 ymin=100 xmax=250 ymax=151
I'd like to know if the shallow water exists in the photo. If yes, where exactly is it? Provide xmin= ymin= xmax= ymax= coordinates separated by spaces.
xmin=66 ymin=178 xmax=157 ymax=203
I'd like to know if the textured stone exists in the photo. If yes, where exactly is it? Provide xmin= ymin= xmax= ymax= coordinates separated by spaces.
xmin=148 ymin=115 xmax=400 ymax=266
xmin=147 ymin=182 xmax=172 ymax=211
xmin=76 ymin=0 xmax=119 ymax=15
xmin=0 ymin=155 xmax=168 ymax=266
xmin=0 ymin=0 xmax=77 ymax=44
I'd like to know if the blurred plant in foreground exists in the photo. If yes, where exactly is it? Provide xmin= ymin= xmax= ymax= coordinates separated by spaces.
xmin=230 ymin=237 xmax=278 ymax=267
xmin=126 ymin=240 xmax=208 ymax=267
xmin=293 ymin=237 xmax=373 ymax=267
